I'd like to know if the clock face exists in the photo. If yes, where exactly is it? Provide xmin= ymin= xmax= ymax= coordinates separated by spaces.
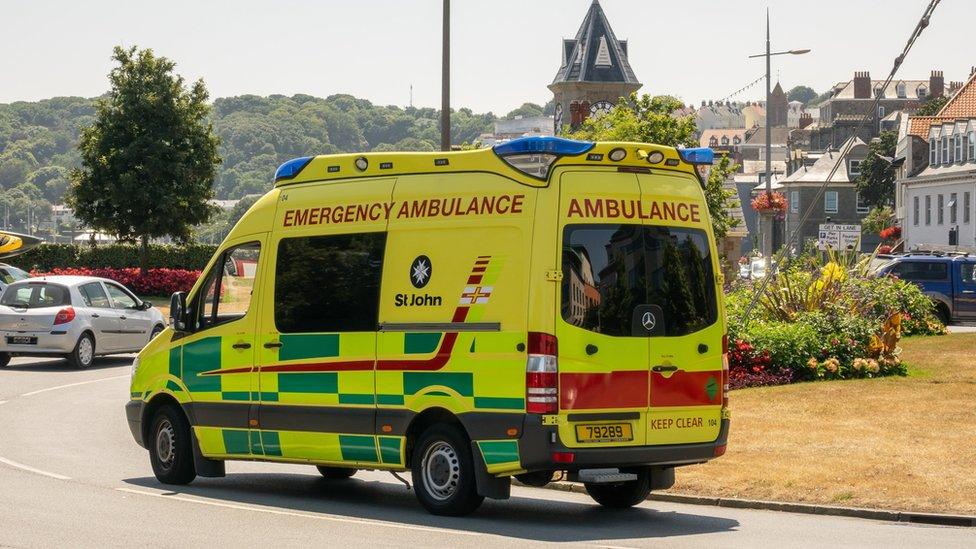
xmin=590 ymin=100 xmax=614 ymax=117
xmin=554 ymin=103 xmax=563 ymax=133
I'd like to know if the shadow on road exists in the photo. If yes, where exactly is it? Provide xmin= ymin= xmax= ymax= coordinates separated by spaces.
xmin=123 ymin=473 xmax=738 ymax=542
xmin=2 ymin=356 xmax=134 ymax=372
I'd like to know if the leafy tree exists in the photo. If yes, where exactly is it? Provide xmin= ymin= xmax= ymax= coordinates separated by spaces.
xmin=861 ymin=206 xmax=895 ymax=235
xmin=504 ymin=102 xmax=544 ymax=119
xmin=568 ymin=93 xmax=737 ymax=238
xmin=543 ymin=99 xmax=556 ymax=116
xmin=786 ymin=85 xmax=818 ymax=105
xmin=68 ymin=46 xmax=220 ymax=273
xmin=915 ymin=95 xmax=948 ymax=116
xmin=855 ymin=131 xmax=897 ymax=208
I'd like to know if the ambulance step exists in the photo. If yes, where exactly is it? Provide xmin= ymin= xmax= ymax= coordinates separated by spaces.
xmin=578 ymin=468 xmax=637 ymax=484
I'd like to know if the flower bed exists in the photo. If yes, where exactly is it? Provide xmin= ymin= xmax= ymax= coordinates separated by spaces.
xmin=32 ymin=267 xmax=201 ymax=296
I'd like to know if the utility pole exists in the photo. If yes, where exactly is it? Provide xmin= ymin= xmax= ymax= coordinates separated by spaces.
xmin=440 ymin=0 xmax=451 ymax=151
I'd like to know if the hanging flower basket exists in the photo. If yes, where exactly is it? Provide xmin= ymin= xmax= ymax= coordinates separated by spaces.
xmin=879 ymin=226 xmax=902 ymax=241
xmin=751 ymin=191 xmax=788 ymax=213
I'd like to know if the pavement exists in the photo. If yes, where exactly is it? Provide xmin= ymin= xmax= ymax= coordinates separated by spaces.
xmin=946 ymin=324 xmax=976 ymax=334
xmin=1 ymin=356 xmax=974 ymax=548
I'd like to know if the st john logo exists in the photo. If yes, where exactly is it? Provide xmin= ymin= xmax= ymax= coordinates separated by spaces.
xmin=409 ymin=255 xmax=432 ymax=288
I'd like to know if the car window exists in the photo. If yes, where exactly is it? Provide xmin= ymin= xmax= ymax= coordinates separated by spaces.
xmin=0 ymin=265 xmax=29 ymax=284
xmin=195 ymin=242 xmax=261 ymax=330
xmin=962 ymin=263 xmax=976 ymax=284
xmin=890 ymin=261 xmax=948 ymax=281
xmin=79 ymin=282 xmax=112 ymax=308
xmin=0 ymin=283 xmax=70 ymax=308
xmin=105 ymin=283 xmax=138 ymax=309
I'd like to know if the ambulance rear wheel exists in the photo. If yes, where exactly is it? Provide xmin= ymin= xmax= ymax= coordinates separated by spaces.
xmin=584 ymin=467 xmax=652 ymax=509
xmin=0 ymin=353 xmax=9 ymax=368
xmin=411 ymin=424 xmax=483 ymax=516
xmin=316 ymin=466 xmax=356 ymax=479
xmin=149 ymin=404 xmax=196 ymax=485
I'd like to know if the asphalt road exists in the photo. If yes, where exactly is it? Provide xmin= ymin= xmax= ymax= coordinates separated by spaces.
xmin=1 ymin=356 xmax=973 ymax=548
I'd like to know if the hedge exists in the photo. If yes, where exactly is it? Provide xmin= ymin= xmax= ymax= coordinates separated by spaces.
xmin=9 ymin=243 xmax=218 ymax=271
xmin=32 ymin=267 xmax=201 ymax=296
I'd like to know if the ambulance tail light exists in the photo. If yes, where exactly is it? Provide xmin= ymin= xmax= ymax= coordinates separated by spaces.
xmin=53 ymin=307 xmax=75 ymax=325
xmin=721 ymin=334 xmax=730 ymax=409
xmin=526 ymin=332 xmax=558 ymax=414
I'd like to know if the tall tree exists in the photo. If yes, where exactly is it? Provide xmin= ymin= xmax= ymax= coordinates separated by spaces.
xmin=68 ymin=46 xmax=220 ymax=273
xmin=568 ymin=93 xmax=738 ymax=238
xmin=855 ymin=131 xmax=897 ymax=208
xmin=786 ymin=85 xmax=817 ymax=105
xmin=915 ymin=95 xmax=948 ymax=116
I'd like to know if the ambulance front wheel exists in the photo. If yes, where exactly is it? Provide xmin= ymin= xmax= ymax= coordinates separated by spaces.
xmin=584 ymin=467 xmax=652 ymax=509
xmin=148 ymin=404 xmax=196 ymax=485
xmin=411 ymin=424 xmax=484 ymax=516
xmin=317 ymin=466 xmax=356 ymax=479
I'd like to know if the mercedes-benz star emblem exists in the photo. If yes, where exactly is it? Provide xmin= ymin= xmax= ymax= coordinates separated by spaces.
xmin=410 ymin=255 xmax=432 ymax=288
xmin=641 ymin=311 xmax=657 ymax=331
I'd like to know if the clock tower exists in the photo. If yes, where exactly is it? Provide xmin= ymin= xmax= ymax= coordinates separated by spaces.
xmin=549 ymin=0 xmax=642 ymax=134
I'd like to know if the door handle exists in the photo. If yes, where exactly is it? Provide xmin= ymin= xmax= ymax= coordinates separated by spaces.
xmin=263 ymin=341 xmax=283 ymax=349
xmin=91 ymin=313 xmax=99 ymax=318
xmin=652 ymin=365 xmax=678 ymax=373
xmin=232 ymin=342 xmax=252 ymax=350
xmin=962 ymin=290 xmax=975 ymax=294
xmin=120 ymin=315 xmax=127 ymax=320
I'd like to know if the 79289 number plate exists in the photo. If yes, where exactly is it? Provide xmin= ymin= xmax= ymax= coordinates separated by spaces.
xmin=575 ymin=423 xmax=633 ymax=443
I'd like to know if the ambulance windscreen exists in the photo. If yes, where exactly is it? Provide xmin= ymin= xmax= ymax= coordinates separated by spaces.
xmin=561 ymin=224 xmax=717 ymax=337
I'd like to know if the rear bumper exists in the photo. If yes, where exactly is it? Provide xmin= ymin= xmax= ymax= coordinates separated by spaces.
xmin=125 ymin=400 xmax=145 ymax=448
xmin=518 ymin=415 xmax=730 ymax=472
xmin=0 ymin=332 xmax=77 ymax=354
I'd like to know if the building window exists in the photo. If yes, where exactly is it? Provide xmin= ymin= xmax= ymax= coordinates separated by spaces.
xmin=709 ymin=136 xmax=718 ymax=147
xmin=913 ymin=196 xmax=919 ymax=226
xmin=721 ymin=136 xmax=729 ymax=146
xmin=878 ymin=106 xmax=886 ymax=118
xmin=942 ymin=137 xmax=950 ymax=164
xmin=949 ymin=193 xmax=958 ymax=224
xmin=965 ymin=192 xmax=972 ymax=224
xmin=937 ymin=194 xmax=944 ymax=225
xmin=824 ymin=191 xmax=838 ymax=214
xmin=733 ymin=136 xmax=742 ymax=145
xmin=849 ymin=159 xmax=862 ymax=177
xmin=955 ymin=134 xmax=964 ymax=163
xmin=856 ymin=192 xmax=869 ymax=214
xmin=918 ymin=86 xmax=928 ymax=98
xmin=925 ymin=195 xmax=932 ymax=225
xmin=929 ymin=138 xmax=937 ymax=166
xmin=965 ymin=134 xmax=971 ymax=163
xmin=970 ymin=132 xmax=976 ymax=161
xmin=790 ymin=191 xmax=799 ymax=213
xmin=896 ymin=82 xmax=906 ymax=98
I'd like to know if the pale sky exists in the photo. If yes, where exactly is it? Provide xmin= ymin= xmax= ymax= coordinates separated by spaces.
xmin=2 ymin=0 xmax=972 ymax=114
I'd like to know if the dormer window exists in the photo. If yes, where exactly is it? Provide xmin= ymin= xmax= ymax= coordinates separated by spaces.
xmin=942 ymin=136 xmax=950 ymax=165
xmin=849 ymin=159 xmax=862 ymax=177
xmin=733 ymin=136 xmax=742 ymax=145
xmin=955 ymin=134 xmax=964 ymax=163
xmin=709 ymin=136 xmax=718 ymax=147
xmin=918 ymin=86 xmax=928 ymax=99
xmin=721 ymin=136 xmax=729 ymax=146
xmin=969 ymin=131 xmax=976 ymax=161
xmin=874 ymin=85 xmax=885 ymax=99
xmin=930 ymin=138 xmax=937 ymax=166
xmin=896 ymin=82 xmax=906 ymax=98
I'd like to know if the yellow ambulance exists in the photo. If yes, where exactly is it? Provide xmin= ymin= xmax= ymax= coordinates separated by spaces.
xmin=126 ymin=136 xmax=730 ymax=516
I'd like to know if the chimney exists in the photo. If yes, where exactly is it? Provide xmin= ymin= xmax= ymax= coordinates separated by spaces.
xmin=930 ymin=70 xmax=944 ymax=98
xmin=853 ymin=71 xmax=871 ymax=99
xmin=798 ymin=113 xmax=814 ymax=129
xmin=949 ymin=81 xmax=964 ymax=95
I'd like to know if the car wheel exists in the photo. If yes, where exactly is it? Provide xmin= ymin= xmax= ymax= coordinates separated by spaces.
xmin=935 ymin=303 xmax=951 ymax=326
xmin=584 ymin=467 xmax=652 ymax=509
xmin=410 ymin=424 xmax=484 ymax=516
xmin=67 ymin=333 xmax=95 ymax=369
xmin=0 ymin=352 xmax=9 ymax=368
xmin=316 ymin=466 xmax=357 ymax=479
xmin=149 ymin=324 xmax=164 ymax=342
xmin=149 ymin=404 xmax=196 ymax=485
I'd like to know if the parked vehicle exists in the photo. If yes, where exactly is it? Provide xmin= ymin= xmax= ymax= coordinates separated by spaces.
xmin=126 ymin=136 xmax=730 ymax=516
xmin=0 ymin=276 xmax=167 ymax=368
xmin=0 ymin=263 xmax=30 ymax=293
xmin=872 ymin=253 xmax=976 ymax=324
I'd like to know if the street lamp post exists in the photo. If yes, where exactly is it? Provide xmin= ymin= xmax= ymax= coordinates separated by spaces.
xmin=748 ymin=10 xmax=809 ymax=265
xmin=440 ymin=0 xmax=451 ymax=152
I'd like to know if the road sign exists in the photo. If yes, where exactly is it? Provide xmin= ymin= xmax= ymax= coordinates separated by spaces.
xmin=818 ymin=223 xmax=861 ymax=251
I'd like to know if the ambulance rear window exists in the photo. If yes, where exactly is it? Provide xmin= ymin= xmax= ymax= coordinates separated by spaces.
xmin=561 ymin=224 xmax=717 ymax=337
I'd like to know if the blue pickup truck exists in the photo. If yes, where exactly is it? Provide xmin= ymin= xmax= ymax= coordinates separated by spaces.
xmin=872 ymin=253 xmax=976 ymax=324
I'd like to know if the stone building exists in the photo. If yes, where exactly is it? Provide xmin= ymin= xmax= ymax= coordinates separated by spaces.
xmin=549 ymin=0 xmax=641 ymax=134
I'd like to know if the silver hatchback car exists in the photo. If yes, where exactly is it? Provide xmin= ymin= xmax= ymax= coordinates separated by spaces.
xmin=0 ymin=276 xmax=166 ymax=368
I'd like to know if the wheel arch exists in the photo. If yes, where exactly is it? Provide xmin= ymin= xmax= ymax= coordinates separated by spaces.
xmin=141 ymin=392 xmax=186 ymax=447
xmin=403 ymin=407 xmax=468 ymax=465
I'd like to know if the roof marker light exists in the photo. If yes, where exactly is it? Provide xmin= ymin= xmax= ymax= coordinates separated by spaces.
xmin=355 ymin=157 xmax=369 ymax=171
xmin=678 ymin=147 xmax=715 ymax=165
xmin=608 ymin=148 xmax=627 ymax=161
xmin=493 ymin=136 xmax=594 ymax=157
xmin=274 ymin=156 xmax=313 ymax=182
xmin=646 ymin=151 xmax=665 ymax=164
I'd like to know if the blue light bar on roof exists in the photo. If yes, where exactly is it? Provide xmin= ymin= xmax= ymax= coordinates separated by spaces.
xmin=274 ymin=156 xmax=313 ymax=182
xmin=493 ymin=136 xmax=594 ymax=157
xmin=678 ymin=147 xmax=715 ymax=165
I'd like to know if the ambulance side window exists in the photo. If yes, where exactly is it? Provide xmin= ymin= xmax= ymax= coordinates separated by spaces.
xmin=195 ymin=242 xmax=261 ymax=330
xmin=274 ymin=232 xmax=386 ymax=333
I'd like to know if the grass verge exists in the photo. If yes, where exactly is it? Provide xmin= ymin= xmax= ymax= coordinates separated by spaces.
xmin=667 ymin=333 xmax=976 ymax=515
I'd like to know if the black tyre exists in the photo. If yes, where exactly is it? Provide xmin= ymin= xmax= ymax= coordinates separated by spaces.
xmin=584 ymin=467 xmax=652 ymax=509
xmin=66 ymin=332 xmax=95 ymax=369
xmin=935 ymin=303 xmax=951 ymax=326
xmin=410 ymin=424 xmax=484 ymax=516
xmin=0 ymin=352 xmax=9 ymax=368
xmin=148 ymin=404 xmax=196 ymax=485
xmin=149 ymin=324 xmax=165 ymax=342
xmin=316 ymin=466 xmax=357 ymax=479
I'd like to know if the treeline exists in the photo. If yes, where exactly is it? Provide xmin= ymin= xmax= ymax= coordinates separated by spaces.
xmin=0 ymin=93 xmax=507 ymax=218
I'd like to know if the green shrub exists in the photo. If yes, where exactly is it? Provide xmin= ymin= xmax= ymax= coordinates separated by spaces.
xmin=843 ymin=276 xmax=942 ymax=335
xmin=10 ymin=243 xmax=218 ymax=271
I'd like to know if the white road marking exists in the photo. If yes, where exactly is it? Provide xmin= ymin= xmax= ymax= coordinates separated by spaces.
xmin=115 ymin=487 xmax=481 ymax=536
xmin=0 ymin=400 xmax=7 ymax=405
xmin=20 ymin=375 xmax=128 ymax=397
xmin=0 ymin=456 xmax=71 ymax=480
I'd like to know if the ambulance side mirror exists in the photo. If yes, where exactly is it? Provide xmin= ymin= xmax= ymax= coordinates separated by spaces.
xmin=170 ymin=292 xmax=188 ymax=332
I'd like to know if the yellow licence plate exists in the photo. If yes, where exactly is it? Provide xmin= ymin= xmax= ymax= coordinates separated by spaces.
xmin=575 ymin=423 xmax=633 ymax=443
